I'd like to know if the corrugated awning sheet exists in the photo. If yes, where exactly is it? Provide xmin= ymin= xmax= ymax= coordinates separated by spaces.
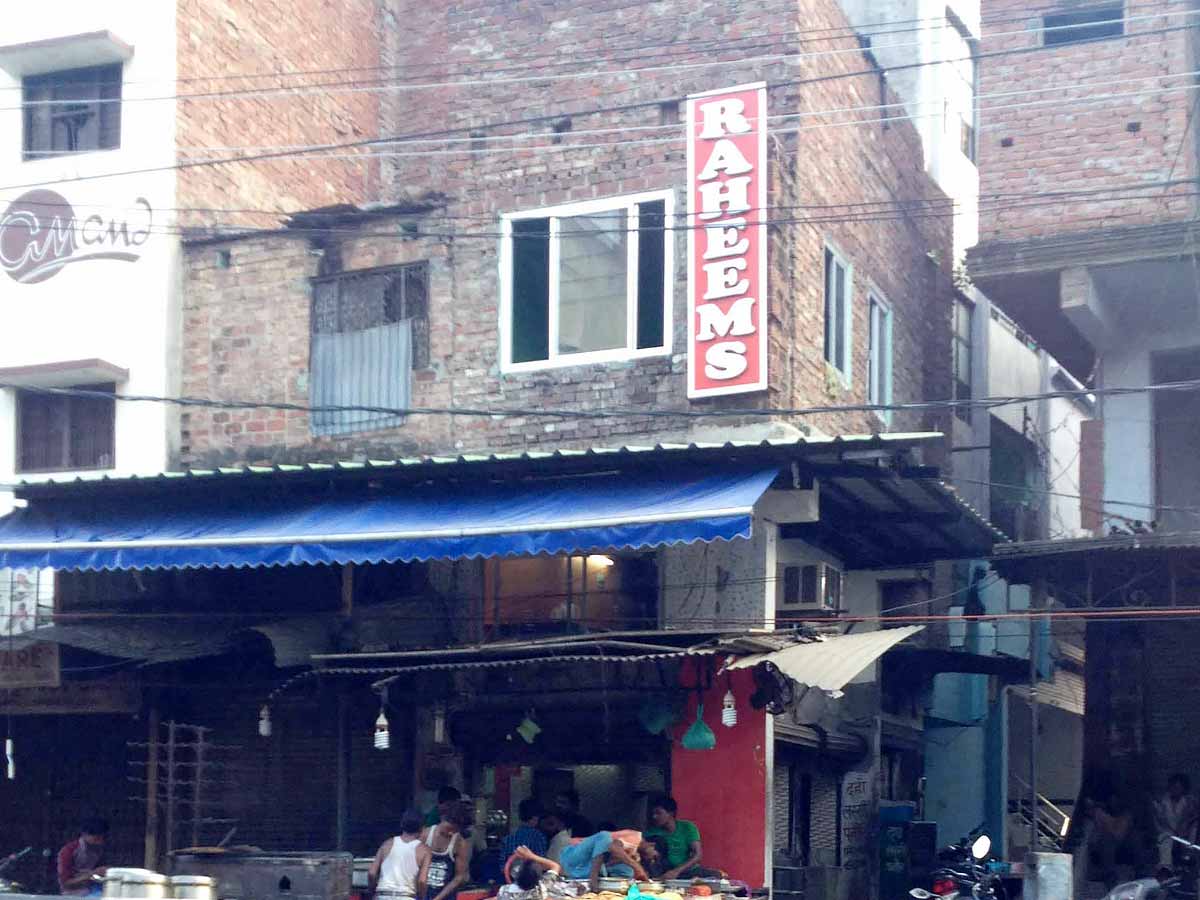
xmin=0 ymin=466 xmax=778 ymax=571
xmin=725 ymin=624 xmax=924 ymax=691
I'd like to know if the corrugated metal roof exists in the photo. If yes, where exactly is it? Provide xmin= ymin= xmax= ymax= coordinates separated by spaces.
xmin=4 ymin=433 xmax=1003 ymax=569
xmin=1014 ymin=667 xmax=1084 ymax=716
xmin=10 ymin=433 xmax=939 ymax=493
xmin=995 ymin=531 xmax=1200 ymax=558
xmin=725 ymin=625 xmax=925 ymax=691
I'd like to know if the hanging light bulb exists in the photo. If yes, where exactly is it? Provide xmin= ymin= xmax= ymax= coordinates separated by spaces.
xmin=258 ymin=705 xmax=272 ymax=738
xmin=5 ymin=737 xmax=14 ymax=780
xmin=721 ymin=690 xmax=738 ymax=728
xmin=374 ymin=690 xmax=390 ymax=750
xmin=374 ymin=710 xmax=390 ymax=750
xmin=433 ymin=703 xmax=446 ymax=744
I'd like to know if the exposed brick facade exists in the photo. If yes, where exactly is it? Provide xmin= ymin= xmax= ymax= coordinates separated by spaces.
xmin=175 ymin=0 xmax=382 ymax=230
xmin=179 ymin=0 xmax=955 ymax=467
xmin=977 ymin=3 xmax=1198 ymax=244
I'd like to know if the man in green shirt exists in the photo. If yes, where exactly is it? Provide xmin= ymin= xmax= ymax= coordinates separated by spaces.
xmin=645 ymin=796 xmax=703 ymax=880
xmin=424 ymin=786 xmax=463 ymax=827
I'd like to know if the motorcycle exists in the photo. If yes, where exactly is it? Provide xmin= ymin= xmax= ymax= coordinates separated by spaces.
xmin=0 ymin=847 xmax=32 ymax=894
xmin=909 ymin=834 xmax=1006 ymax=900
xmin=1101 ymin=835 xmax=1200 ymax=900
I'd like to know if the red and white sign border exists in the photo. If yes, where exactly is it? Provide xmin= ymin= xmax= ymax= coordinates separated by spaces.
xmin=685 ymin=81 xmax=769 ymax=400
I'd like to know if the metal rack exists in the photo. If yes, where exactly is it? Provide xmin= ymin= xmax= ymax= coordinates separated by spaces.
xmin=129 ymin=721 xmax=239 ymax=855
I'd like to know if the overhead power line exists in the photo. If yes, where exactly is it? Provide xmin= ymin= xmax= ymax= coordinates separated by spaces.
xmin=2 ymin=178 xmax=1194 ymax=246
xmin=8 ymin=377 xmax=1200 ymax=425
xmin=2 ymin=176 xmax=1191 ymax=227
xmin=0 ymin=21 xmax=1192 ymax=195
xmin=13 ymin=7 xmax=1194 ymax=111
xmin=0 ymin=0 xmax=1175 ymax=93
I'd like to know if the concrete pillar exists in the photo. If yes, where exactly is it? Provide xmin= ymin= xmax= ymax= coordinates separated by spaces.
xmin=1025 ymin=852 xmax=1073 ymax=900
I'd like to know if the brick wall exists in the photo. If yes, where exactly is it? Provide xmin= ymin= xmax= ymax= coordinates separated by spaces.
xmin=977 ymin=2 xmax=1199 ymax=244
xmin=179 ymin=0 xmax=954 ymax=466
xmin=175 ymin=0 xmax=382 ymax=230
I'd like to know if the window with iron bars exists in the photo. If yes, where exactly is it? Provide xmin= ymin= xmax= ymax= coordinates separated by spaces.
xmin=23 ymin=64 xmax=122 ymax=160
xmin=310 ymin=263 xmax=429 ymax=436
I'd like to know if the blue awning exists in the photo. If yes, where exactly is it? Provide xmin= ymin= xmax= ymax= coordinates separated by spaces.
xmin=0 ymin=466 xmax=779 ymax=571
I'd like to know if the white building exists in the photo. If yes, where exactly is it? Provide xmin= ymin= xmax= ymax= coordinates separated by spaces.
xmin=0 ymin=0 xmax=378 ymax=516
xmin=0 ymin=4 xmax=180 ymax=514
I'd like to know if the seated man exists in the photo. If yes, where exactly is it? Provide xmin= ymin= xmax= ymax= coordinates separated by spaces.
xmin=539 ymin=813 xmax=572 ymax=863
xmin=499 ymin=846 xmax=579 ymax=900
xmin=645 ymin=796 xmax=703 ymax=880
xmin=558 ymin=830 xmax=659 ymax=891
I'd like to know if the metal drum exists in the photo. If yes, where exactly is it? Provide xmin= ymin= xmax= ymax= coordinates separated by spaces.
xmin=118 ymin=871 xmax=170 ymax=899
xmin=103 ymin=869 xmax=160 ymax=899
xmin=170 ymin=875 xmax=216 ymax=900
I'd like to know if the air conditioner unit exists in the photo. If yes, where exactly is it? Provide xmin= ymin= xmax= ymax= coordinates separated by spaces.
xmin=778 ymin=562 xmax=842 ymax=611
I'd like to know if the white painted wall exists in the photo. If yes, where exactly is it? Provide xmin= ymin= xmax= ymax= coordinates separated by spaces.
xmin=836 ymin=0 xmax=981 ymax=260
xmin=0 ymin=0 xmax=179 ymax=515
xmin=1099 ymin=323 xmax=1200 ymax=525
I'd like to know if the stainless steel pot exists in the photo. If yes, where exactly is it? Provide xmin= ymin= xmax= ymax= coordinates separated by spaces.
xmin=104 ymin=869 xmax=159 ymax=899
xmin=170 ymin=875 xmax=216 ymax=900
xmin=117 ymin=871 xmax=169 ymax=899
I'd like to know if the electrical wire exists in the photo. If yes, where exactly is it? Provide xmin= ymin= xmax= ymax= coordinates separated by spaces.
xmin=11 ymin=5 xmax=1194 ymax=111
xmin=3 ymin=173 xmax=1192 ymax=225
xmin=2 ymin=186 xmax=1195 ymax=246
xmin=0 ymin=21 xmax=1193 ymax=194
xmin=0 ymin=380 xmax=1122 ymax=423
xmin=155 ymin=79 xmax=1200 ymax=165
xmin=2 ymin=0 xmax=1173 ymax=93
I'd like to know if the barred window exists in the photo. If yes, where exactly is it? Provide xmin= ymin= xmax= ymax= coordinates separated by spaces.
xmin=310 ymin=263 xmax=429 ymax=435
xmin=17 ymin=383 xmax=115 ymax=473
xmin=23 ymin=64 xmax=122 ymax=160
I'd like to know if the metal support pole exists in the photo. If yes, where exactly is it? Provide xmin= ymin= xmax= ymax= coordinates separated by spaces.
xmin=192 ymin=731 xmax=205 ymax=848
xmin=165 ymin=721 xmax=178 ymax=855
xmin=1029 ymin=578 xmax=1046 ymax=853
xmin=336 ymin=692 xmax=350 ymax=851
xmin=144 ymin=705 xmax=160 ymax=869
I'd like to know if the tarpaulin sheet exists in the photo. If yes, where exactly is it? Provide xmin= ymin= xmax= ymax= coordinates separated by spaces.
xmin=0 ymin=466 xmax=779 ymax=571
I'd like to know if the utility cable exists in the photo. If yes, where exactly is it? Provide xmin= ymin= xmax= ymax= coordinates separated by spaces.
xmin=0 ymin=0 xmax=1178 ymax=92
xmin=0 ymin=21 xmax=1193 ymax=194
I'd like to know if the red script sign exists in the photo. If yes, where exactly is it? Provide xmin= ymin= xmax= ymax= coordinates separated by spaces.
xmin=686 ymin=83 xmax=768 ymax=399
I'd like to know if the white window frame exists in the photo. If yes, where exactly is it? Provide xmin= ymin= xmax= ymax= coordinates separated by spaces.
xmin=498 ymin=190 xmax=674 ymax=373
xmin=823 ymin=242 xmax=854 ymax=386
xmin=867 ymin=290 xmax=894 ymax=424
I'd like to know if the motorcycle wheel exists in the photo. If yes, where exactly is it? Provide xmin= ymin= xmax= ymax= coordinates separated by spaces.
xmin=972 ymin=880 xmax=1007 ymax=900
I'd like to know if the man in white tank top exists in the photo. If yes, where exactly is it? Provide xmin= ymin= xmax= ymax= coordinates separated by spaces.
xmin=369 ymin=812 xmax=431 ymax=900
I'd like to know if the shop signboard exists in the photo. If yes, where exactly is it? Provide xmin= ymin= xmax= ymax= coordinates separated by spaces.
xmin=0 ymin=189 xmax=153 ymax=284
xmin=841 ymin=768 xmax=877 ymax=871
xmin=0 ymin=568 xmax=60 ymax=688
xmin=685 ymin=82 xmax=769 ymax=398
xmin=0 ymin=678 xmax=140 ymax=715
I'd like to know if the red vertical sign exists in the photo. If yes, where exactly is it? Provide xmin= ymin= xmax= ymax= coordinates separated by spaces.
xmin=686 ymin=83 xmax=769 ymax=399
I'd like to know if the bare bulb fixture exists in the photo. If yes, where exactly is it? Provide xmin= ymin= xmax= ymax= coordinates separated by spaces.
xmin=721 ymin=690 xmax=738 ymax=728
xmin=374 ymin=709 xmax=390 ymax=750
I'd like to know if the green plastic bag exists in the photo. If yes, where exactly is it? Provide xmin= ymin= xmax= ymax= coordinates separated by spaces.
xmin=681 ymin=702 xmax=716 ymax=750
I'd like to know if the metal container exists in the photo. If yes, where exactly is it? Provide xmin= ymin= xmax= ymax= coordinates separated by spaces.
xmin=117 ymin=872 xmax=169 ymax=899
xmin=350 ymin=860 xmax=372 ymax=891
xmin=103 ymin=869 xmax=164 ymax=899
xmin=170 ymin=876 xmax=216 ymax=900
xmin=169 ymin=851 xmax=353 ymax=900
